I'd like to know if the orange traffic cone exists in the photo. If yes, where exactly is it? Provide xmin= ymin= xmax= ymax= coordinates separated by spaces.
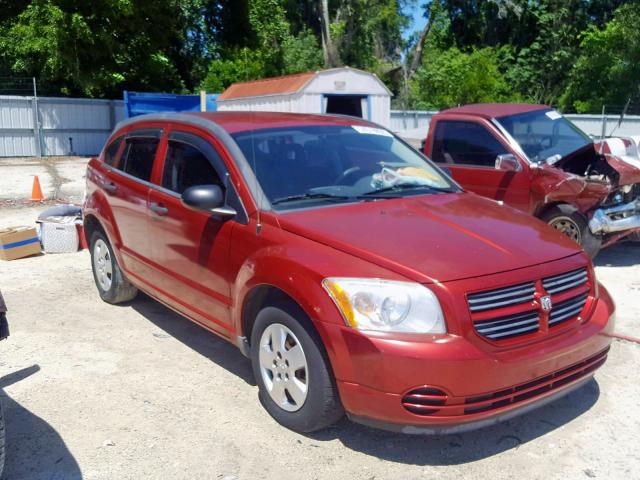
xmin=31 ymin=175 xmax=45 ymax=201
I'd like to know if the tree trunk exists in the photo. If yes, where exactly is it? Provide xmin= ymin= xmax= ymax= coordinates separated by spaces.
xmin=319 ymin=0 xmax=338 ymax=67
xmin=408 ymin=11 xmax=434 ymax=80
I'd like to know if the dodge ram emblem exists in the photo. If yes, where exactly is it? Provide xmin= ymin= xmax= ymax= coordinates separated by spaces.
xmin=540 ymin=295 xmax=553 ymax=312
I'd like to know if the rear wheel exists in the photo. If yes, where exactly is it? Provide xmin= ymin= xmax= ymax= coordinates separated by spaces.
xmin=89 ymin=231 xmax=138 ymax=304
xmin=541 ymin=205 xmax=602 ymax=258
xmin=250 ymin=303 xmax=343 ymax=433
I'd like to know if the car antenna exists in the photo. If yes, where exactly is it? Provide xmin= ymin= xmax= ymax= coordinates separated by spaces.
xmin=245 ymin=58 xmax=262 ymax=235
xmin=607 ymin=97 xmax=631 ymax=139
xmin=250 ymin=112 xmax=262 ymax=235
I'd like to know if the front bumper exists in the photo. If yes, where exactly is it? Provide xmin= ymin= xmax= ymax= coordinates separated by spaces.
xmin=318 ymin=285 xmax=615 ymax=433
xmin=589 ymin=197 xmax=640 ymax=234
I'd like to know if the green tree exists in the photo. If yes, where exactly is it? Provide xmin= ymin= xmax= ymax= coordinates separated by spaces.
xmin=560 ymin=1 xmax=640 ymax=113
xmin=0 ymin=0 xmax=210 ymax=97
xmin=410 ymin=46 xmax=520 ymax=109
xmin=201 ymin=48 xmax=267 ymax=93
xmin=282 ymin=28 xmax=324 ymax=74
xmin=509 ymin=1 xmax=590 ymax=105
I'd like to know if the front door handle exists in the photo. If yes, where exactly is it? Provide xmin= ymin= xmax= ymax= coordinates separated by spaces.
xmin=103 ymin=181 xmax=118 ymax=194
xmin=149 ymin=202 xmax=169 ymax=216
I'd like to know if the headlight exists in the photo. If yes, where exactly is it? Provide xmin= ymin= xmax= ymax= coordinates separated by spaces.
xmin=322 ymin=278 xmax=446 ymax=334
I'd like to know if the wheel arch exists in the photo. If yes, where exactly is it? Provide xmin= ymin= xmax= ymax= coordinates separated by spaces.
xmin=241 ymin=284 xmax=315 ymax=346
xmin=535 ymin=201 xmax=574 ymax=220
xmin=237 ymin=281 xmax=346 ymax=377
xmin=83 ymin=213 xmax=106 ymax=244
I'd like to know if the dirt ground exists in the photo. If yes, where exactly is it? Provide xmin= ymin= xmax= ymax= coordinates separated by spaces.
xmin=0 ymin=158 xmax=639 ymax=480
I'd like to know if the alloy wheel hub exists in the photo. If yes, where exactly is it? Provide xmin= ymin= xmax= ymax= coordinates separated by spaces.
xmin=258 ymin=323 xmax=309 ymax=412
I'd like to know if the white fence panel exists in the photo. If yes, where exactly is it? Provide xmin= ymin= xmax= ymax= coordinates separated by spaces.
xmin=0 ymin=96 xmax=36 ymax=157
xmin=565 ymin=114 xmax=640 ymax=138
xmin=0 ymin=95 xmax=124 ymax=157
xmin=389 ymin=110 xmax=436 ymax=133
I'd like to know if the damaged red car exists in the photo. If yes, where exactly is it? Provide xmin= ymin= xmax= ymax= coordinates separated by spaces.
xmin=423 ymin=104 xmax=640 ymax=256
xmin=84 ymin=112 xmax=614 ymax=434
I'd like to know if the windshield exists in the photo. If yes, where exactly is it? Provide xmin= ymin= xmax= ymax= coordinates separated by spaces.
xmin=232 ymin=125 xmax=457 ymax=209
xmin=497 ymin=109 xmax=592 ymax=163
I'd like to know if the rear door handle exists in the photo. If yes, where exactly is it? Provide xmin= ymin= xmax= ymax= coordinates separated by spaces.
xmin=103 ymin=181 xmax=117 ymax=194
xmin=149 ymin=202 xmax=169 ymax=216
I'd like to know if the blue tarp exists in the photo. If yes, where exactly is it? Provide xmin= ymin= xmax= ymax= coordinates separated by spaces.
xmin=123 ymin=91 xmax=219 ymax=118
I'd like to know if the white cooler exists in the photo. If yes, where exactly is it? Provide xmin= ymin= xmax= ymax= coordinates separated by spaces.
xmin=38 ymin=217 xmax=79 ymax=253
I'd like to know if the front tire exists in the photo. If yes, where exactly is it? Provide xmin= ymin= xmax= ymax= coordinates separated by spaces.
xmin=250 ymin=303 xmax=343 ymax=433
xmin=542 ymin=205 xmax=602 ymax=258
xmin=89 ymin=231 xmax=138 ymax=304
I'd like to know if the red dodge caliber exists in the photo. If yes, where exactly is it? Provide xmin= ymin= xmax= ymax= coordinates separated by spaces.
xmin=84 ymin=112 xmax=614 ymax=434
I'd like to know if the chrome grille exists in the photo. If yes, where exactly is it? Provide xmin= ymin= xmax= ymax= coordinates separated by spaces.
xmin=543 ymin=268 xmax=588 ymax=294
xmin=474 ymin=311 xmax=540 ymax=340
xmin=549 ymin=293 xmax=588 ymax=326
xmin=467 ymin=282 xmax=535 ymax=313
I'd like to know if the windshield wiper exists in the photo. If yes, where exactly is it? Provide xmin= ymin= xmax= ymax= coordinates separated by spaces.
xmin=271 ymin=192 xmax=352 ymax=206
xmin=359 ymin=183 xmax=454 ymax=197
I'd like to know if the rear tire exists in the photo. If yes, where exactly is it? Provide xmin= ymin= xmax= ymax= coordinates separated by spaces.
xmin=541 ymin=204 xmax=602 ymax=258
xmin=250 ymin=302 xmax=343 ymax=433
xmin=89 ymin=231 xmax=138 ymax=304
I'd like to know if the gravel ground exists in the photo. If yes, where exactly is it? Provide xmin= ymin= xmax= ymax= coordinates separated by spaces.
xmin=0 ymin=158 xmax=639 ymax=480
xmin=0 ymin=156 xmax=88 ymax=205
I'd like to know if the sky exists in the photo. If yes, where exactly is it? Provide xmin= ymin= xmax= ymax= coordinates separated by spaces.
xmin=403 ymin=3 xmax=428 ymax=40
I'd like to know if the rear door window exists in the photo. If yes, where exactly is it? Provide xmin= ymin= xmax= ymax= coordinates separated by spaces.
xmin=119 ymin=131 xmax=161 ymax=182
xmin=433 ymin=120 xmax=507 ymax=167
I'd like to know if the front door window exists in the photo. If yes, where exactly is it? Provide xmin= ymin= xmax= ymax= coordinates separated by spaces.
xmin=432 ymin=120 xmax=508 ymax=167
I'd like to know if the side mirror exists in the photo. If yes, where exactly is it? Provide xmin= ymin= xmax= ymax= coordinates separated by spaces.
xmin=181 ymin=185 xmax=236 ymax=217
xmin=495 ymin=154 xmax=522 ymax=172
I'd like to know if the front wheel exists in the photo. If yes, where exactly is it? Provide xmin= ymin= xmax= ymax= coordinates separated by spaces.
xmin=541 ymin=205 xmax=602 ymax=258
xmin=250 ymin=303 xmax=343 ymax=433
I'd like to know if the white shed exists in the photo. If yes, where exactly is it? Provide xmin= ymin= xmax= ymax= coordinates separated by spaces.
xmin=216 ymin=67 xmax=392 ymax=127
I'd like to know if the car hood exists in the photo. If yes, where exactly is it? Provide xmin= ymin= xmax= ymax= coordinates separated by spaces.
xmin=553 ymin=143 xmax=640 ymax=186
xmin=277 ymin=193 xmax=581 ymax=283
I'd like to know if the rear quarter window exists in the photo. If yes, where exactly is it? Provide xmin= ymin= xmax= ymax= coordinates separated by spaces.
xmin=104 ymin=136 xmax=123 ymax=166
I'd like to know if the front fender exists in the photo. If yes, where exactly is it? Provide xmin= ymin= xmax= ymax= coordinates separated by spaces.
xmin=229 ymin=224 xmax=407 ymax=380
xmin=604 ymin=154 xmax=640 ymax=186
xmin=531 ymin=166 xmax=610 ymax=216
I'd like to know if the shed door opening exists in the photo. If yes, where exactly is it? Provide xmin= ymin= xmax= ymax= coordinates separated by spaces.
xmin=325 ymin=95 xmax=366 ymax=118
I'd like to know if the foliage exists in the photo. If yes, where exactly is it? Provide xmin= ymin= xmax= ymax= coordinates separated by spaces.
xmin=201 ymin=48 xmax=267 ymax=93
xmin=507 ymin=1 xmax=591 ymax=105
xmin=560 ymin=1 xmax=640 ymax=113
xmin=411 ymin=46 xmax=521 ymax=109
xmin=0 ymin=0 xmax=637 ymax=113
xmin=0 ymin=0 xmax=207 ymax=97
xmin=282 ymin=29 xmax=324 ymax=74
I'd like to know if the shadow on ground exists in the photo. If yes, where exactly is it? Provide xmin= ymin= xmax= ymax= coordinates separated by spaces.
xmin=595 ymin=241 xmax=640 ymax=267
xmin=131 ymin=293 xmax=255 ymax=385
xmin=1 ymin=365 xmax=82 ymax=479
xmin=128 ymin=294 xmax=601 ymax=465
xmin=310 ymin=379 xmax=600 ymax=465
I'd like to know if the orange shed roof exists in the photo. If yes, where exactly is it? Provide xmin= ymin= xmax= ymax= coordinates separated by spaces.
xmin=217 ymin=71 xmax=316 ymax=101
